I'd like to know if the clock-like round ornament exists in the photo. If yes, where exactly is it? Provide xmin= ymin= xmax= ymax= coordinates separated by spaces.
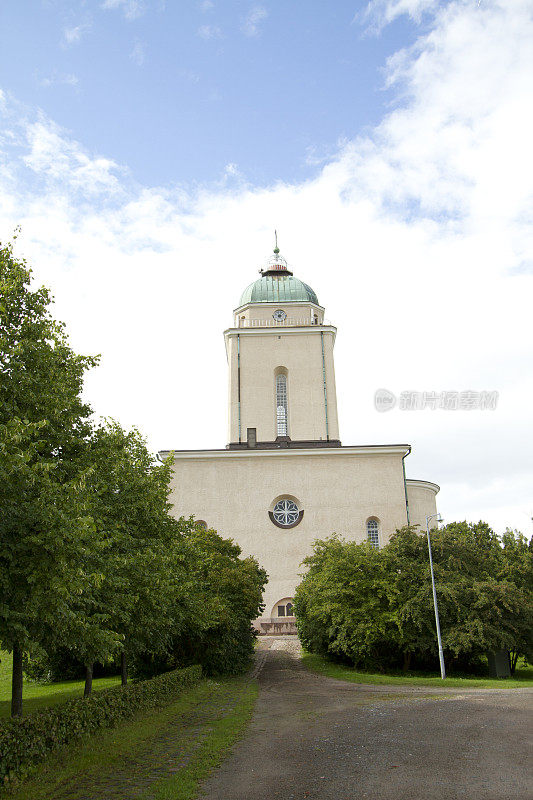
xmin=273 ymin=309 xmax=287 ymax=321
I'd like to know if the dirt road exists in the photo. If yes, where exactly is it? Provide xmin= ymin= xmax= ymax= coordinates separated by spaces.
xmin=199 ymin=636 xmax=533 ymax=800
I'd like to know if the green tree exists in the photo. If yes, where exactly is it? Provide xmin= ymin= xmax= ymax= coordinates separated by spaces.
xmin=295 ymin=522 xmax=533 ymax=675
xmin=30 ymin=421 xmax=188 ymax=695
xmin=386 ymin=523 xmax=532 ymax=671
xmin=81 ymin=421 xmax=185 ymax=689
xmin=0 ymin=240 xmax=98 ymax=714
xmin=135 ymin=521 xmax=267 ymax=678
xmin=295 ymin=536 xmax=398 ymax=669
xmin=0 ymin=415 xmax=102 ymax=712
xmin=180 ymin=524 xmax=267 ymax=675
xmin=499 ymin=529 xmax=533 ymax=672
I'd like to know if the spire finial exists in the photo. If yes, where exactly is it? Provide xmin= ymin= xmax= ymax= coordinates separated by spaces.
xmin=273 ymin=230 xmax=280 ymax=255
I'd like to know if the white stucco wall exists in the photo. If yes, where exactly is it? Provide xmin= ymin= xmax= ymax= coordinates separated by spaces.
xmin=165 ymin=446 xmax=420 ymax=626
xmin=406 ymin=479 xmax=440 ymax=531
xmin=225 ymin=315 xmax=339 ymax=444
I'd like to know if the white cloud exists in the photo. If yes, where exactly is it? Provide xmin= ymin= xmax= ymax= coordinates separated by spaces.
xmin=199 ymin=0 xmax=214 ymax=11
xmin=130 ymin=40 xmax=146 ymax=65
xmin=1 ymin=0 xmax=532 ymax=535
xmin=197 ymin=24 xmax=222 ymax=40
xmin=222 ymin=162 xmax=247 ymax=185
xmin=62 ymin=21 xmax=91 ymax=46
xmin=21 ymin=118 xmax=123 ymax=195
xmin=241 ymin=6 xmax=268 ymax=37
xmin=101 ymin=0 xmax=146 ymax=20
xmin=363 ymin=0 xmax=439 ymax=31
xmin=38 ymin=72 xmax=79 ymax=88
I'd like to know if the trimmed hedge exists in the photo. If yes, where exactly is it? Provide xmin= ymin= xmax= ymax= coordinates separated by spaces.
xmin=0 ymin=664 xmax=202 ymax=791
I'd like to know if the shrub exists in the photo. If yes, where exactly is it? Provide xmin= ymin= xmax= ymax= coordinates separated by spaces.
xmin=171 ymin=621 xmax=260 ymax=677
xmin=295 ymin=524 xmax=533 ymax=673
xmin=0 ymin=664 xmax=201 ymax=792
xmin=131 ymin=527 xmax=267 ymax=680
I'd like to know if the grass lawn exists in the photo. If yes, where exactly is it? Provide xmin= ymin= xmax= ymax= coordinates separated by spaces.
xmin=0 ymin=650 xmax=120 ymax=718
xmin=9 ymin=675 xmax=258 ymax=800
xmin=302 ymin=651 xmax=533 ymax=688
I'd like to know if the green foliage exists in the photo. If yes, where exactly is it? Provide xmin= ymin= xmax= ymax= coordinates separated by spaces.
xmin=0 ymin=238 xmax=267 ymax=718
xmin=0 ymin=243 xmax=95 ymax=643
xmin=294 ymin=536 xmax=399 ymax=669
xmin=0 ymin=649 xmax=120 ymax=720
xmin=178 ymin=525 xmax=267 ymax=675
xmin=61 ymin=420 xmax=185 ymax=674
xmin=22 ymin=647 xmax=118 ymax=683
xmin=0 ymin=240 xmax=115 ymax=711
xmin=0 ymin=239 xmax=97 ymax=456
xmin=133 ymin=523 xmax=267 ymax=678
xmin=0 ymin=664 xmax=202 ymax=791
xmin=295 ymin=523 xmax=533 ymax=673
xmin=6 ymin=677 xmax=257 ymax=800
xmin=0 ymin=417 xmax=94 ymax=653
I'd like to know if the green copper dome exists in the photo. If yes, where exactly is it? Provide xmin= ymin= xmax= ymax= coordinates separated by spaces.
xmin=239 ymin=274 xmax=319 ymax=307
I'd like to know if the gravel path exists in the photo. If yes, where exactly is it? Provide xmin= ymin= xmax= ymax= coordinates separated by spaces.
xmin=199 ymin=636 xmax=533 ymax=800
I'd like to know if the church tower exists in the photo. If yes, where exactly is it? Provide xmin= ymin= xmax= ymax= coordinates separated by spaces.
xmin=225 ymin=242 xmax=340 ymax=448
xmin=161 ymin=239 xmax=439 ymax=633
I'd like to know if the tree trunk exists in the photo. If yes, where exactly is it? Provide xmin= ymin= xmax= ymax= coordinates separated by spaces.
xmin=510 ymin=651 xmax=519 ymax=675
xmin=402 ymin=651 xmax=412 ymax=672
xmin=11 ymin=644 xmax=23 ymax=717
xmin=84 ymin=663 xmax=93 ymax=698
xmin=120 ymin=651 xmax=128 ymax=686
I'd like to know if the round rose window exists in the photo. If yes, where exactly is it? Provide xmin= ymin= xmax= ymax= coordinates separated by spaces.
xmin=272 ymin=499 xmax=300 ymax=527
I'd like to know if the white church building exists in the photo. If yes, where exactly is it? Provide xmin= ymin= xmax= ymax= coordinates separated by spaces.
xmin=160 ymin=244 xmax=439 ymax=633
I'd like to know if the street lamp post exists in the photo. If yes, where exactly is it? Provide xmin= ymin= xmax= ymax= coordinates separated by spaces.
xmin=425 ymin=513 xmax=446 ymax=680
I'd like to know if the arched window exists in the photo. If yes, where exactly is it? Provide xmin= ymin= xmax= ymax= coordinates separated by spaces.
xmin=367 ymin=518 xmax=380 ymax=549
xmin=276 ymin=373 xmax=288 ymax=436
xmin=272 ymin=598 xmax=295 ymax=618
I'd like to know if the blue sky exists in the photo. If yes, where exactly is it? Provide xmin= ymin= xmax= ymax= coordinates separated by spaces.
xmin=0 ymin=1 xmax=418 ymax=186
xmin=1 ymin=0 xmax=533 ymax=535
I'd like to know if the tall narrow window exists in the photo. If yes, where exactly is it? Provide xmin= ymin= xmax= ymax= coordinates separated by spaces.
xmin=276 ymin=373 xmax=288 ymax=436
xmin=367 ymin=518 xmax=379 ymax=549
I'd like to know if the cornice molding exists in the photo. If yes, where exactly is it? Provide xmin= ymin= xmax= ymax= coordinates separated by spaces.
xmin=224 ymin=325 xmax=337 ymax=338
xmin=233 ymin=300 xmax=325 ymax=314
xmin=159 ymin=444 xmax=412 ymax=461
xmin=405 ymin=478 xmax=440 ymax=495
